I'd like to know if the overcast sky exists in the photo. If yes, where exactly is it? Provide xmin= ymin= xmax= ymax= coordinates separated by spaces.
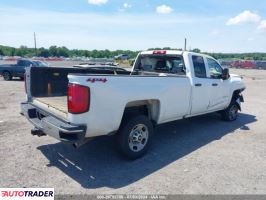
xmin=0 ymin=0 xmax=266 ymax=52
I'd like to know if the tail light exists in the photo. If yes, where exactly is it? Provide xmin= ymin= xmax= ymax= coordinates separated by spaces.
xmin=68 ymin=83 xmax=90 ymax=114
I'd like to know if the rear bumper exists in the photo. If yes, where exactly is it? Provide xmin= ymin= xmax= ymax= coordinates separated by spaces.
xmin=21 ymin=102 xmax=86 ymax=143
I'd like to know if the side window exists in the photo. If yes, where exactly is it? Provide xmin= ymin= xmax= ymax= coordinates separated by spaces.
xmin=207 ymin=58 xmax=223 ymax=79
xmin=192 ymin=55 xmax=206 ymax=78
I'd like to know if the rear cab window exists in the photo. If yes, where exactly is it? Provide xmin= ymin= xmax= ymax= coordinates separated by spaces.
xmin=135 ymin=54 xmax=186 ymax=75
xmin=192 ymin=55 xmax=207 ymax=78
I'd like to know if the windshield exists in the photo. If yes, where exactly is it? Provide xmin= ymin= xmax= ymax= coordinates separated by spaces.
xmin=135 ymin=55 xmax=185 ymax=75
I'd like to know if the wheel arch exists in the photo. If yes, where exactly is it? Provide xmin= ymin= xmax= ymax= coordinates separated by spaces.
xmin=230 ymin=89 xmax=244 ymax=110
xmin=121 ymin=99 xmax=160 ymax=126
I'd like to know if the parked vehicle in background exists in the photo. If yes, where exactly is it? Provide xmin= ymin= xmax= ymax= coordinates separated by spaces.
xmin=0 ymin=59 xmax=48 ymax=81
xmin=255 ymin=61 xmax=266 ymax=70
xmin=21 ymin=50 xmax=245 ymax=159
xmin=219 ymin=60 xmax=234 ymax=68
xmin=114 ymin=54 xmax=129 ymax=60
xmin=231 ymin=60 xmax=256 ymax=69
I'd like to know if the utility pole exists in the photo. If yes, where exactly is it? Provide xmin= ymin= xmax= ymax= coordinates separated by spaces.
xmin=34 ymin=32 xmax=37 ymax=56
xmin=184 ymin=38 xmax=187 ymax=51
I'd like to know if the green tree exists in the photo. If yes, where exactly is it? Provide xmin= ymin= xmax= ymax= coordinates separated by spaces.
xmin=49 ymin=46 xmax=58 ymax=57
xmin=38 ymin=48 xmax=50 ymax=57
xmin=10 ymin=48 xmax=16 ymax=56
xmin=57 ymin=46 xmax=69 ymax=57
xmin=192 ymin=48 xmax=201 ymax=53
xmin=0 ymin=49 xmax=4 ymax=56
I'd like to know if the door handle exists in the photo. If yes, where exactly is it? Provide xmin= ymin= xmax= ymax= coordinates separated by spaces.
xmin=212 ymin=83 xmax=218 ymax=86
xmin=195 ymin=83 xmax=202 ymax=87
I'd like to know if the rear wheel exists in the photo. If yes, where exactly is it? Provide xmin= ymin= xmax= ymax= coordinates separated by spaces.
xmin=117 ymin=115 xmax=153 ymax=159
xmin=221 ymin=102 xmax=239 ymax=121
xmin=3 ymin=71 xmax=12 ymax=81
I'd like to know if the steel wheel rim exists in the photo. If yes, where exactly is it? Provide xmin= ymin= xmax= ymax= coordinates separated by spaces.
xmin=128 ymin=124 xmax=149 ymax=152
xmin=229 ymin=105 xmax=238 ymax=120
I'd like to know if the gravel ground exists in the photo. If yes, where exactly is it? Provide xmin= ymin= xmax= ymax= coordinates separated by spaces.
xmin=0 ymin=68 xmax=265 ymax=194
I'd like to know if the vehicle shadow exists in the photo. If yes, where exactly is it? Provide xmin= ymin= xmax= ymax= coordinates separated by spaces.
xmin=0 ymin=77 xmax=24 ymax=82
xmin=37 ymin=112 xmax=256 ymax=189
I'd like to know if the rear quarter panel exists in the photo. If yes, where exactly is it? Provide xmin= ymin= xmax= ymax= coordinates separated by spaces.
xmin=68 ymin=75 xmax=191 ymax=137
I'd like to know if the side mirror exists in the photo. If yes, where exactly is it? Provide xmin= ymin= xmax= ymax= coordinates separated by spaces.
xmin=222 ymin=68 xmax=230 ymax=80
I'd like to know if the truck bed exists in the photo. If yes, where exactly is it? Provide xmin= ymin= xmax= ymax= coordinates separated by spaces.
xmin=33 ymin=96 xmax=67 ymax=119
xmin=27 ymin=67 xmax=131 ymax=120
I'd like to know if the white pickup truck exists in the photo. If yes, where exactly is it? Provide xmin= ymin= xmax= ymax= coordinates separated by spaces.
xmin=21 ymin=50 xmax=245 ymax=159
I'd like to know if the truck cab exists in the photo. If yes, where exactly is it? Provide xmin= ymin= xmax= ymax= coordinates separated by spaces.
xmin=133 ymin=50 xmax=244 ymax=116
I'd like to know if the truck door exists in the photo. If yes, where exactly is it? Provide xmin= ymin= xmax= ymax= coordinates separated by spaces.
xmin=190 ymin=55 xmax=211 ymax=115
xmin=205 ymin=57 xmax=230 ymax=110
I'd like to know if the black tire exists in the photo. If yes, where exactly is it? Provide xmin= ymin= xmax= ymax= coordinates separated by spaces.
xmin=117 ymin=115 xmax=153 ymax=159
xmin=221 ymin=101 xmax=239 ymax=121
xmin=3 ymin=71 xmax=12 ymax=81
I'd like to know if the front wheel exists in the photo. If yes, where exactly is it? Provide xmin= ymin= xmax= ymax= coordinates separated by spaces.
xmin=117 ymin=115 xmax=153 ymax=159
xmin=221 ymin=102 xmax=239 ymax=121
